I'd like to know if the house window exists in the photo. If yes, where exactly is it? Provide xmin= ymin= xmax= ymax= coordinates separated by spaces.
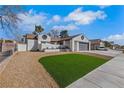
xmin=81 ymin=35 xmax=84 ymax=40
xmin=60 ymin=41 xmax=63 ymax=45
xmin=42 ymin=35 xmax=47 ymax=40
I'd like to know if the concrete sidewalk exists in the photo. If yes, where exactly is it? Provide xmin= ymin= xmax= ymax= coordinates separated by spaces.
xmin=67 ymin=54 xmax=124 ymax=88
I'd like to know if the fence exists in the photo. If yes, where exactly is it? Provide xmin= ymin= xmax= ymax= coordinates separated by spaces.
xmin=0 ymin=49 xmax=15 ymax=63
xmin=0 ymin=42 xmax=16 ymax=55
xmin=2 ymin=49 xmax=15 ymax=56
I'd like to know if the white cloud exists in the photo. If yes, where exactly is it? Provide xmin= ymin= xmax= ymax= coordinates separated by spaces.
xmin=52 ymin=24 xmax=78 ymax=31
xmin=47 ymin=15 xmax=61 ymax=25
xmin=17 ymin=9 xmax=47 ymax=33
xmin=103 ymin=33 xmax=124 ymax=45
xmin=52 ymin=15 xmax=61 ymax=22
xmin=64 ymin=7 xmax=107 ymax=25
xmin=99 ymin=5 xmax=111 ymax=9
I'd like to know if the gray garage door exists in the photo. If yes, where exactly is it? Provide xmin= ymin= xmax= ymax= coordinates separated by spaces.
xmin=79 ymin=42 xmax=88 ymax=51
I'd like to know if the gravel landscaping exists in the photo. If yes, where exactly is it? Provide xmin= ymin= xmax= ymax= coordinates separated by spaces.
xmin=0 ymin=52 xmax=60 ymax=88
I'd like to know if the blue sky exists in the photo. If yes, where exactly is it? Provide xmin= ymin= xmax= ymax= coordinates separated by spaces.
xmin=0 ymin=5 xmax=124 ymax=45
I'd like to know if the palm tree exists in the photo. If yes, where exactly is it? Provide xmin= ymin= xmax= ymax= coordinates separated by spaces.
xmin=34 ymin=25 xmax=44 ymax=34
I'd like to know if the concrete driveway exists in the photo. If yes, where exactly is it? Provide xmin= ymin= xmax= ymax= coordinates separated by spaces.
xmin=82 ymin=50 xmax=122 ymax=57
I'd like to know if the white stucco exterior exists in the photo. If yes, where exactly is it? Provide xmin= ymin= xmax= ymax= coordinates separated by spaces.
xmin=38 ymin=34 xmax=60 ymax=50
xmin=27 ymin=39 xmax=38 ymax=51
xmin=17 ymin=43 xmax=26 ymax=51
xmin=40 ymin=43 xmax=60 ymax=50
xmin=71 ymin=34 xmax=90 ymax=51
xmin=38 ymin=34 xmax=51 ymax=42
xmin=63 ymin=40 xmax=71 ymax=48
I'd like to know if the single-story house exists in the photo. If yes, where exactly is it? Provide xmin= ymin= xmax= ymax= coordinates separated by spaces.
xmin=90 ymin=39 xmax=105 ymax=50
xmin=17 ymin=33 xmax=91 ymax=52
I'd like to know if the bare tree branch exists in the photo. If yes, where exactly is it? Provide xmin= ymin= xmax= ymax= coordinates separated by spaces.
xmin=0 ymin=5 xmax=24 ymax=40
xmin=49 ymin=29 xmax=60 ymax=38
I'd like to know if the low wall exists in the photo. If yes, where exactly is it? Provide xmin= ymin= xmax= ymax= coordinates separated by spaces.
xmin=41 ymin=43 xmax=60 ymax=50
xmin=17 ymin=43 xmax=27 ymax=51
xmin=44 ymin=49 xmax=71 ymax=52
xmin=45 ymin=49 xmax=60 ymax=52
xmin=0 ymin=42 xmax=15 ymax=52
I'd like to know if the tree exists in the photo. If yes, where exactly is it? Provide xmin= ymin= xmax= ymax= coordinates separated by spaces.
xmin=104 ymin=41 xmax=112 ymax=47
xmin=60 ymin=30 xmax=69 ymax=38
xmin=0 ymin=5 xmax=24 ymax=40
xmin=48 ymin=29 xmax=60 ymax=38
xmin=121 ymin=45 xmax=124 ymax=49
xmin=104 ymin=41 xmax=115 ymax=49
xmin=33 ymin=25 xmax=44 ymax=35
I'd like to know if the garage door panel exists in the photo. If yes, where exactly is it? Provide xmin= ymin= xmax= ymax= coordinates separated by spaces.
xmin=79 ymin=42 xmax=88 ymax=51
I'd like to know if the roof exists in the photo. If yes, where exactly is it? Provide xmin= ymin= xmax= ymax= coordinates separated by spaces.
xmin=90 ymin=39 xmax=104 ymax=45
xmin=51 ymin=34 xmax=82 ymax=42
xmin=23 ymin=33 xmax=83 ymax=41
xmin=90 ymin=39 xmax=102 ymax=42
xmin=23 ymin=34 xmax=37 ymax=40
xmin=113 ymin=44 xmax=120 ymax=46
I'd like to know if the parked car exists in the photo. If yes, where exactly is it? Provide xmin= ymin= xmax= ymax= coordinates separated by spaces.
xmin=97 ymin=47 xmax=108 ymax=51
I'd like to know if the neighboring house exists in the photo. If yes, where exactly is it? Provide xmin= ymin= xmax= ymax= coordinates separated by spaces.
xmin=17 ymin=33 xmax=91 ymax=52
xmin=90 ymin=39 xmax=105 ymax=50
xmin=112 ymin=44 xmax=121 ymax=50
xmin=0 ymin=40 xmax=16 ymax=52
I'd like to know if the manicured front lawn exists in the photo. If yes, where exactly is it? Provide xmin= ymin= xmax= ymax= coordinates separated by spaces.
xmin=39 ymin=54 xmax=108 ymax=87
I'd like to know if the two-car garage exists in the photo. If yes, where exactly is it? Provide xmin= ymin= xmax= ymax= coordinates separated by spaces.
xmin=72 ymin=34 xmax=90 ymax=52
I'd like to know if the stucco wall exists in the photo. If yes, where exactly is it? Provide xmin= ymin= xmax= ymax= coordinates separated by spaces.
xmin=17 ymin=44 xmax=26 ymax=51
xmin=45 ymin=49 xmax=60 ymax=52
xmin=89 ymin=41 xmax=91 ymax=50
xmin=41 ymin=43 xmax=60 ymax=50
xmin=63 ymin=40 xmax=71 ymax=48
xmin=38 ymin=34 xmax=51 ymax=42
xmin=27 ymin=39 xmax=38 ymax=51
xmin=73 ymin=35 xmax=89 ymax=42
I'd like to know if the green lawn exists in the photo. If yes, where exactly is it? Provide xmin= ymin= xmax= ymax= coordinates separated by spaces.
xmin=39 ymin=54 xmax=108 ymax=87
